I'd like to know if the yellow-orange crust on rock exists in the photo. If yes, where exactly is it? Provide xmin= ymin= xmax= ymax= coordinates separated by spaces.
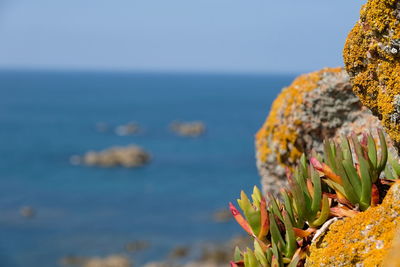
xmin=306 ymin=181 xmax=400 ymax=266
xmin=344 ymin=0 xmax=400 ymax=146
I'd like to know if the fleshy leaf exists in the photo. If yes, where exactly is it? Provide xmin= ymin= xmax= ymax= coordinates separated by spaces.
xmin=258 ymin=197 xmax=270 ymax=239
xmin=229 ymin=202 xmax=255 ymax=236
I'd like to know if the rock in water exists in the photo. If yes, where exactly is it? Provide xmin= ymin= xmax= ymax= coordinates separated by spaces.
xmin=306 ymin=181 xmax=400 ymax=266
xmin=60 ymin=255 xmax=131 ymax=267
xmin=344 ymin=0 xmax=400 ymax=148
xmin=115 ymin=122 xmax=140 ymax=136
xmin=170 ymin=121 xmax=205 ymax=137
xmin=20 ymin=206 xmax=36 ymax=218
xmin=78 ymin=145 xmax=150 ymax=168
xmin=255 ymin=68 xmax=387 ymax=194
xmin=83 ymin=255 xmax=131 ymax=267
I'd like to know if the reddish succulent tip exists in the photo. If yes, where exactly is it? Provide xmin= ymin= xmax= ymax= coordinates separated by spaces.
xmin=310 ymin=157 xmax=323 ymax=171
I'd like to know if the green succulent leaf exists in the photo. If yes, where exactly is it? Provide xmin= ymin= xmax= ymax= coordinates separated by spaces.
xmin=351 ymin=135 xmax=365 ymax=162
xmin=359 ymin=156 xmax=372 ymax=211
xmin=300 ymin=154 xmax=307 ymax=173
xmin=271 ymin=241 xmax=282 ymax=267
xmin=334 ymin=155 xmax=358 ymax=204
xmin=384 ymin=164 xmax=397 ymax=180
xmin=269 ymin=194 xmax=283 ymax=222
xmin=367 ymin=134 xmax=378 ymax=168
xmin=288 ymin=175 xmax=305 ymax=226
xmin=244 ymin=248 xmax=259 ymax=267
xmin=388 ymin=152 xmax=400 ymax=179
xmin=324 ymin=139 xmax=337 ymax=173
xmin=265 ymin=248 xmax=273 ymax=265
xmin=252 ymin=186 xmax=262 ymax=209
xmin=342 ymin=159 xmax=362 ymax=199
xmin=238 ymin=191 xmax=261 ymax=236
xmin=281 ymin=189 xmax=296 ymax=227
xmin=254 ymin=240 xmax=268 ymax=267
xmin=377 ymin=129 xmax=388 ymax=175
xmin=234 ymin=246 xmax=242 ymax=262
xmin=238 ymin=191 xmax=252 ymax=214
xmin=309 ymin=195 xmax=330 ymax=227
xmin=310 ymin=166 xmax=322 ymax=216
xmin=283 ymin=211 xmax=297 ymax=258
xmin=341 ymin=137 xmax=354 ymax=165
xmin=269 ymin=213 xmax=285 ymax=251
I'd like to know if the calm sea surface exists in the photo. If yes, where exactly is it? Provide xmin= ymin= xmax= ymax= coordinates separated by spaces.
xmin=0 ymin=71 xmax=294 ymax=266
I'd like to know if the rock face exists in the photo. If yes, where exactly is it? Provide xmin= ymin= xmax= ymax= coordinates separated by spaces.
xmin=306 ymin=181 xmax=400 ymax=266
xmin=255 ymin=68 xmax=385 ymax=194
xmin=73 ymin=145 xmax=150 ymax=168
xmin=170 ymin=121 xmax=206 ymax=137
xmin=344 ymin=0 xmax=400 ymax=147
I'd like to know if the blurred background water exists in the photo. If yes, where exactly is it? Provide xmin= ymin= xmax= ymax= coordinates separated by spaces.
xmin=0 ymin=70 xmax=294 ymax=266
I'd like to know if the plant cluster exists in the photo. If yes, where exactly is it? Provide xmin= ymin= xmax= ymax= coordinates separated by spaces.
xmin=230 ymin=130 xmax=400 ymax=267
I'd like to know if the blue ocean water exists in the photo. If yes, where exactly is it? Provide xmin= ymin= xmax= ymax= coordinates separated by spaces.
xmin=0 ymin=70 xmax=294 ymax=266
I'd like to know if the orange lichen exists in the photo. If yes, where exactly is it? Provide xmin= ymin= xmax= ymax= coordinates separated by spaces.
xmin=344 ymin=0 xmax=400 ymax=145
xmin=306 ymin=181 xmax=400 ymax=266
xmin=382 ymin=231 xmax=400 ymax=267
xmin=255 ymin=68 xmax=341 ymax=168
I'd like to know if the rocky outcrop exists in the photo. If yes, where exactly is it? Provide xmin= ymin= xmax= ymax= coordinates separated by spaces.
xmin=72 ymin=145 xmax=150 ymax=168
xmin=343 ymin=0 xmax=400 ymax=148
xmin=61 ymin=255 xmax=131 ymax=267
xmin=255 ymin=68 xmax=386 ymax=194
xmin=170 ymin=121 xmax=206 ymax=137
xmin=306 ymin=181 xmax=400 ymax=266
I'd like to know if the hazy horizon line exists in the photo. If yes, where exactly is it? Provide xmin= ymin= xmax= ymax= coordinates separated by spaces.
xmin=0 ymin=66 xmax=312 ymax=77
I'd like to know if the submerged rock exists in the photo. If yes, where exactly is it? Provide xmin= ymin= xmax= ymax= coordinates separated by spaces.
xmin=344 ymin=0 xmax=400 ymax=148
xmin=169 ymin=246 xmax=189 ymax=259
xmin=255 ymin=68 xmax=387 ymax=194
xmin=170 ymin=121 xmax=205 ymax=137
xmin=95 ymin=122 xmax=110 ymax=133
xmin=212 ymin=209 xmax=232 ymax=223
xmin=124 ymin=240 xmax=150 ymax=253
xmin=306 ymin=181 xmax=400 ymax=266
xmin=73 ymin=145 xmax=150 ymax=168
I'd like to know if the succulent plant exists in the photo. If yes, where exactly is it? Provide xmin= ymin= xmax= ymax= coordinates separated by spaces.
xmin=229 ymin=130 xmax=399 ymax=267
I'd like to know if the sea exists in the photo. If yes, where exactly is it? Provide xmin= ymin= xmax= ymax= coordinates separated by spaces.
xmin=0 ymin=70 xmax=295 ymax=266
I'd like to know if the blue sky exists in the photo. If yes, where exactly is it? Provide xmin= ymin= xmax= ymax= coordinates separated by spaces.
xmin=0 ymin=0 xmax=364 ymax=73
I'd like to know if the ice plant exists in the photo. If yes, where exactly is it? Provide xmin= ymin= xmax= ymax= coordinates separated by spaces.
xmin=230 ymin=130 xmax=400 ymax=266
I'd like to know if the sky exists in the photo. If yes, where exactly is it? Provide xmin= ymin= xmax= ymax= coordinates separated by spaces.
xmin=0 ymin=0 xmax=365 ymax=74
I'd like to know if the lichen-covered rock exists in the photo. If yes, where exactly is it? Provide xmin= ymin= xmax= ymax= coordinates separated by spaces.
xmin=306 ymin=181 xmax=400 ymax=266
xmin=255 ymin=68 xmax=385 ymax=194
xmin=382 ymin=231 xmax=400 ymax=267
xmin=343 ymin=0 xmax=400 ymax=147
